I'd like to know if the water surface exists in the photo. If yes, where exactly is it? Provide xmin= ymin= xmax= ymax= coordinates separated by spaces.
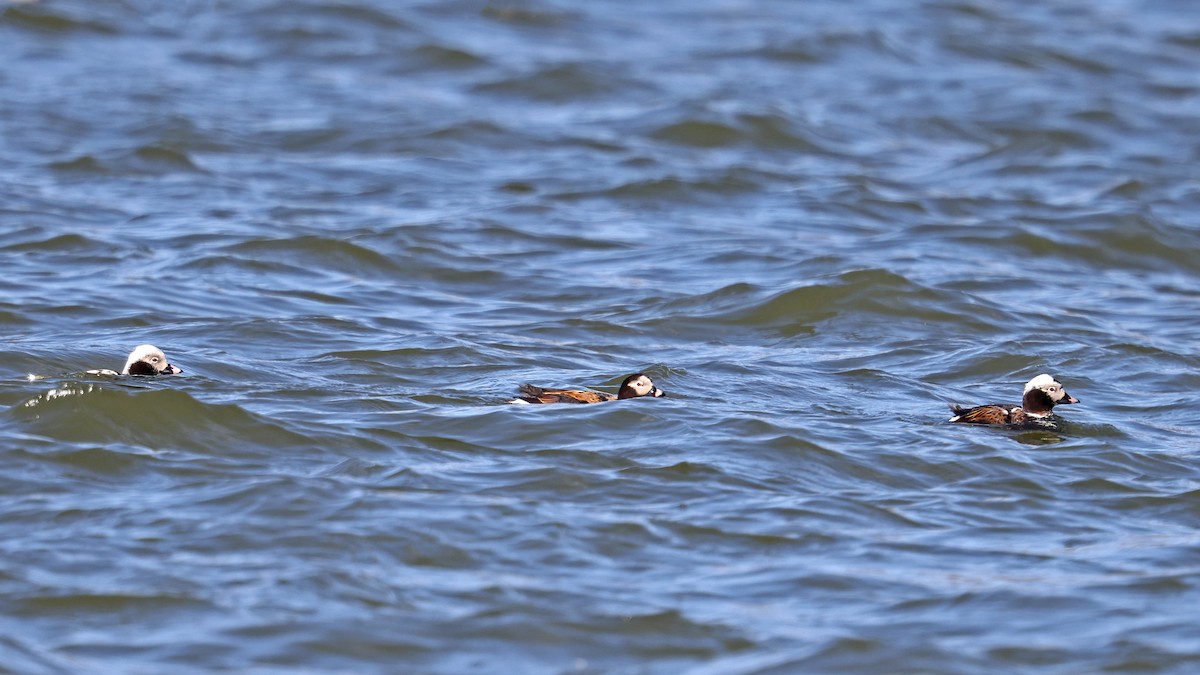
xmin=2 ymin=0 xmax=1199 ymax=672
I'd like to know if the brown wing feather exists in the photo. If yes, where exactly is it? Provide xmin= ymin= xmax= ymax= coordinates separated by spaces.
xmin=516 ymin=384 xmax=614 ymax=404
xmin=949 ymin=404 xmax=1013 ymax=425
xmin=547 ymin=389 xmax=613 ymax=404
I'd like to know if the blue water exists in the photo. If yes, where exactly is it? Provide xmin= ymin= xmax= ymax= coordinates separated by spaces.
xmin=2 ymin=1 xmax=1200 ymax=672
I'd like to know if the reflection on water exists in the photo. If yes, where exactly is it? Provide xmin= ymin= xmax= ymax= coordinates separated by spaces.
xmin=1012 ymin=430 xmax=1067 ymax=446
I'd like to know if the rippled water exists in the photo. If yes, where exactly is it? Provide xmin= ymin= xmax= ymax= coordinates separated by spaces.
xmin=3 ymin=0 xmax=1200 ymax=672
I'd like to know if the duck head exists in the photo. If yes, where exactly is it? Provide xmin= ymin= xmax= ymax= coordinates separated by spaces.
xmin=1022 ymin=373 xmax=1077 ymax=416
xmin=617 ymin=373 xmax=665 ymax=400
xmin=122 ymin=344 xmax=183 ymax=376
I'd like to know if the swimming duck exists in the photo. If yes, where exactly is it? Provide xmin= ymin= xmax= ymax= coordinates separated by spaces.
xmin=86 ymin=345 xmax=183 ymax=377
xmin=948 ymin=373 xmax=1078 ymax=427
xmin=509 ymin=373 xmax=664 ymax=404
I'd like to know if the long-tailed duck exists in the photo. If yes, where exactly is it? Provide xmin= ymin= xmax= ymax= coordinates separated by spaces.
xmin=86 ymin=344 xmax=183 ymax=377
xmin=948 ymin=373 xmax=1078 ymax=428
xmin=509 ymin=373 xmax=665 ymax=404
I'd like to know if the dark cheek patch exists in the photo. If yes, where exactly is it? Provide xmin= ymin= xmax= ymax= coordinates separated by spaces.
xmin=1026 ymin=389 xmax=1056 ymax=413
xmin=127 ymin=361 xmax=158 ymax=376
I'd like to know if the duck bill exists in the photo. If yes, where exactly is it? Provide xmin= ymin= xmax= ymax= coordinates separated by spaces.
xmin=1060 ymin=391 xmax=1078 ymax=404
xmin=651 ymin=387 xmax=665 ymax=398
xmin=164 ymin=364 xmax=183 ymax=374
